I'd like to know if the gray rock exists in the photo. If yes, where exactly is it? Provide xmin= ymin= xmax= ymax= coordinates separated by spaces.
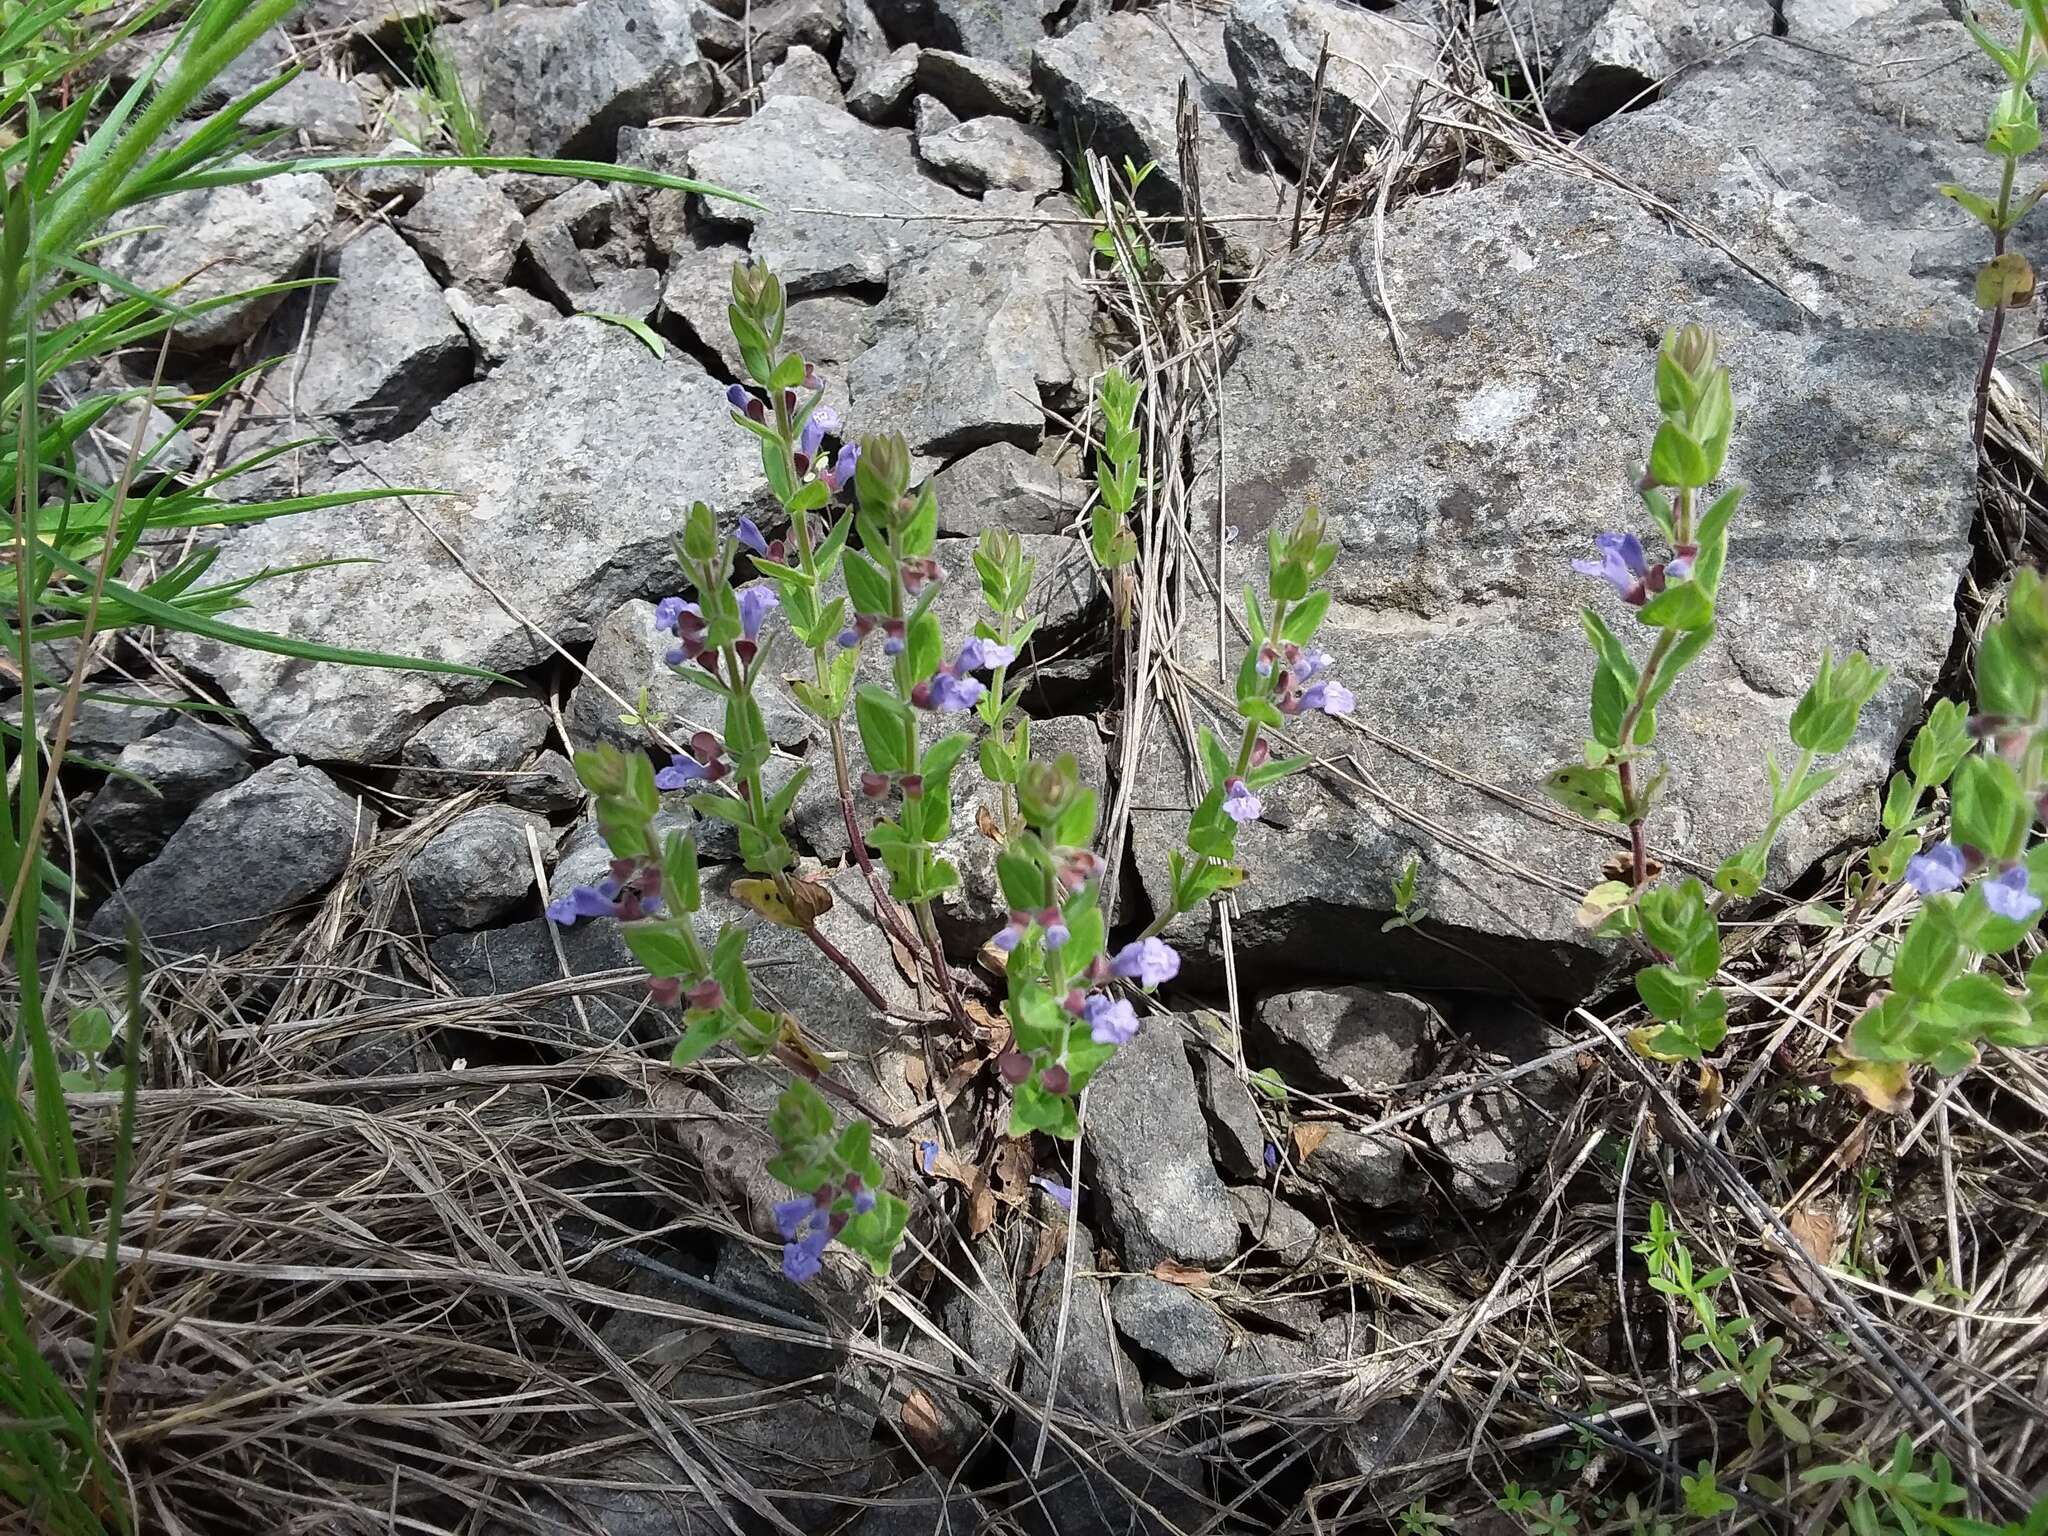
xmin=1227 ymin=1186 xmax=1319 ymax=1262
xmin=1195 ymin=1048 xmax=1270 ymax=1179
xmin=765 ymin=43 xmax=844 ymax=104
xmin=1545 ymin=0 xmax=1775 ymax=127
xmin=521 ymin=183 xmax=614 ymax=306
xmin=847 ymin=226 xmax=1094 ymax=454
xmin=430 ymin=912 xmax=650 ymax=1048
xmin=1297 ymin=1126 xmax=1410 ymax=1210
xmin=913 ymin=92 xmax=959 ymax=143
xmin=506 ymin=748 xmax=588 ymax=813
xmin=1782 ymin=0 xmax=1913 ymax=37
xmin=81 ymin=722 xmax=254 ymax=868
xmin=565 ymin=598 xmax=810 ymax=757
xmin=581 ymin=266 xmax=662 ymax=322
xmin=838 ymin=0 xmax=893 ymax=82
xmin=916 ymin=47 xmax=1036 ymax=120
xmin=1422 ymin=1000 xmax=1579 ymax=1210
xmin=932 ymin=713 xmax=1105 ymax=955
xmin=709 ymin=1239 xmax=842 ymax=1380
xmin=672 ymin=1360 xmax=883 ymax=1523
xmin=846 ymin=42 xmax=920 ymax=120
xmin=399 ymin=168 xmax=526 ymax=287
xmin=661 ymin=237 xmax=877 ymax=377
xmin=293 ymin=224 xmax=472 ymax=439
xmin=1088 ymin=1016 xmax=1239 ymax=1271
xmin=438 ymin=0 xmax=716 ymax=157
xmin=350 ymin=137 xmax=430 ymax=209
xmin=182 ymin=321 xmax=769 ymax=763
xmin=1011 ymin=1242 xmax=1199 ymax=1536
xmin=850 ymin=1476 xmax=989 ymax=1536
xmin=400 ymin=694 xmax=554 ymax=795
xmin=1473 ymin=0 xmax=1601 ymax=79
xmin=685 ymin=95 xmax=982 ymax=293
xmin=1252 ymin=986 xmax=1434 ymax=1095
xmin=101 ymin=171 xmax=335 ymax=350
xmin=444 ymin=285 xmax=559 ymax=370
xmin=243 ymin=71 xmax=369 ymax=144
xmin=1213 ymin=1329 xmax=1314 ymax=1388
xmin=32 ymin=687 xmax=176 ymax=761
xmin=1034 ymin=11 xmax=1285 ymax=267
xmin=1223 ymin=0 xmax=1441 ymax=172
xmin=940 ymin=1232 xmax=1022 ymax=1395
xmin=1134 ymin=45 xmax=1978 ymax=996
xmin=877 ymin=1330 xmax=985 ymax=1470
xmin=918 ymin=114 xmax=1063 ymax=195
xmin=1579 ymin=7 xmax=2003 ymax=330
xmin=91 ymin=760 xmax=362 ymax=955
xmin=402 ymin=806 xmax=553 ymax=935
xmin=1113 ymin=1275 xmax=1230 ymax=1380
xmin=743 ymin=0 xmax=848 ymax=66
xmin=930 ymin=441 xmax=1083 ymax=536
xmin=873 ymin=0 xmax=1060 ymax=73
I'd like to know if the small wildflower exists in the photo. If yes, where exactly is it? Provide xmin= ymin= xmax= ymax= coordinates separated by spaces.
xmin=1572 ymin=531 xmax=1662 ymax=607
xmin=798 ymin=412 xmax=829 ymax=461
xmin=739 ymin=584 xmax=779 ymax=641
xmin=824 ymin=442 xmax=860 ymax=492
xmin=1299 ymin=679 xmax=1355 ymax=716
xmin=851 ymin=1187 xmax=877 ymax=1216
xmin=1083 ymin=992 xmax=1140 ymax=1046
xmin=954 ymin=637 xmax=1017 ymax=673
xmin=997 ymin=1049 xmax=1032 ymax=1084
xmin=837 ymin=626 xmax=861 ymax=649
xmin=1222 ymin=778 xmax=1263 ymax=824
xmin=926 ymin=672 xmax=985 ymax=712
xmin=917 ymin=1139 xmax=941 ymax=1174
xmin=656 ymin=754 xmax=711 ymax=791
xmin=773 ymin=1196 xmax=816 ymax=1240
xmin=545 ymin=878 xmax=660 ymax=926
xmin=782 ymin=1224 xmax=829 ymax=1283
xmin=1906 ymin=841 xmax=1967 ymax=897
xmin=860 ymin=770 xmax=889 ymax=798
xmin=1032 ymin=1176 xmax=1074 ymax=1211
xmin=1985 ymin=865 xmax=2042 ymax=922
xmin=736 ymin=516 xmax=770 ymax=557
xmin=1039 ymin=1063 xmax=1070 ymax=1094
xmin=1042 ymin=910 xmax=1070 ymax=949
xmin=1110 ymin=937 xmax=1180 ymax=988
xmin=1263 ymin=1141 xmax=1279 ymax=1172
xmin=991 ymin=914 xmax=1025 ymax=952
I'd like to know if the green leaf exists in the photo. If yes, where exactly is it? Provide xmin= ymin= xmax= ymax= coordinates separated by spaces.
xmin=1280 ymin=590 xmax=1329 ymax=644
xmin=1938 ymin=182 xmax=2003 ymax=229
xmin=1541 ymin=763 xmax=1626 ymax=822
xmin=1924 ymin=971 xmax=2025 ymax=1039
xmin=842 ymin=549 xmax=890 ymax=617
xmin=1636 ymin=964 xmax=1693 ymax=1023
xmin=1250 ymin=1066 xmax=1288 ymax=1100
xmin=1714 ymin=841 xmax=1768 ymax=899
xmin=854 ymin=685 xmax=912 ymax=775
xmin=1789 ymin=649 xmax=1887 ymax=754
xmin=1976 ymin=250 xmax=2037 ymax=309
xmin=1909 ymin=699 xmax=1972 ymax=789
xmin=622 ymin=921 xmax=700 ymax=978
xmin=1638 ymin=880 xmax=1719 ymax=979
xmin=1648 ymin=421 xmax=1710 ymax=489
xmin=905 ymin=608 xmax=941 ymax=684
xmin=1892 ymin=904 xmax=1966 ymax=1000
xmin=579 ymin=310 xmax=665 ymax=358
xmin=1637 ymin=578 xmax=1714 ymax=633
xmin=1952 ymin=753 xmax=2030 ymax=862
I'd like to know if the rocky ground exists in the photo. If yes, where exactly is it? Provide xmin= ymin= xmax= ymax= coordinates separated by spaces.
xmin=48 ymin=0 xmax=2041 ymax=1531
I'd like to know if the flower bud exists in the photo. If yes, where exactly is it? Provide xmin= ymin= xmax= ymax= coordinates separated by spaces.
xmin=1040 ymin=1063 xmax=1070 ymax=1095
xmin=998 ymin=1049 xmax=1032 ymax=1084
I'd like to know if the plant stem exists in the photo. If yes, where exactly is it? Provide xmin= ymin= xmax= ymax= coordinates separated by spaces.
xmin=1616 ymin=629 xmax=1679 ymax=890
xmin=1973 ymin=153 xmax=2019 ymax=456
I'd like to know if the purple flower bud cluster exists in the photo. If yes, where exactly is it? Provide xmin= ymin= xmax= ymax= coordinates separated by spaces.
xmin=547 ymin=855 xmax=664 ymax=927
xmin=725 ymin=384 xmax=857 ymax=493
xmin=910 ymin=637 xmax=1016 ymax=713
xmin=1906 ymin=839 xmax=2041 ymax=920
xmin=656 ymin=729 xmax=731 ymax=792
xmin=656 ymin=595 xmax=712 ymax=673
xmin=1258 ymin=641 xmax=1355 ymax=718
xmin=1573 ymin=531 xmax=1697 ymax=607
xmin=774 ymin=1172 xmax=877 ymax=1283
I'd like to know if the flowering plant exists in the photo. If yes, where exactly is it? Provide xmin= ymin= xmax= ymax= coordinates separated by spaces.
xmin=542 ymin=258 xmax=1357 ymax=1281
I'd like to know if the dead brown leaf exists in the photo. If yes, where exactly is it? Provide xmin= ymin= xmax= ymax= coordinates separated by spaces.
xmin=1151 ymin=1260 xmax=1210 ymax=1288
xmin=1292 ymin=1123 xmax=1331 ymax=1162
xmin=993 ymin=1137 xmax=1035 ymax=1202
xmin=967 ymin=1170 xmax=996 ymax=1238
xmin=1785 ymin=1203 xmax=1837 ymax=1267
xmin=976 ymin=803 xmax=1002 ymax=842
xmin=1027 ymin=1218 xmax=1067 ymax=1278
xmin=902 ymin=1056 xmax=930 ymax=1101
xmin=900 ymin=1388 xmax=952 ymax=1465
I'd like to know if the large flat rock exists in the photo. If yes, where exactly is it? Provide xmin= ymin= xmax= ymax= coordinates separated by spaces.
xmin=187 ymin=320 xmax=768 ymax=762
xmin=1134 ymin=14 xmax=1983 ymax=997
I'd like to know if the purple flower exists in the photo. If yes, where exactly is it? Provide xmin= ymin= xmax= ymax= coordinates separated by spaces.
xmin=656 ymin=754 xmax=712 ymax=791
xmin=798 ymin=413 xmax=828 ymax=461
xmin=927 ymin=673 xmax=985 ymax=712
xmin=1573 ymin=532 xmax=1654 ymax=604
xmin=782 ymin=1224 xmax=829 ymax=1284
xmin=1043 ymin=919 xmax=1070 ymax=949
xmin=1666 ymin=553 xmax=1694 ymax=581
xmin=1083 ymin=992 xmax=1140 ymax=1046
xmin=836 ymin=627 xmax=861 ymax=649
xmin=917 ymin=1139 xmax=940 ymax=1174
xmin=736 ymin=516 xmax=769 ymax=557
xmin=1110 ymin=937 xmax=1180 ymax=988
xmin=1295 ymin=648 xmax=1334 ymax=682
xmin=883 ymin=634 xmax=905 ymax=656
xmin=1985 ymin=865 xmax=2042 ymax=922
xmin=1032 ymin=1176 xmax=1074 ymax=1211
xmin=954 ymin=638 xmax=1017 ymax=673
xmin=1222 ymin=777 xmax=1262 ymax=825
xmin=546 ymin=880 xmax=620 ymax=926
xmin=825 ymin=442 xmax=860 ymax=492
xmin=812 ymin=403 xmax=841 ymax=435
xmin=1300 ymin=679 xmax=1355 ymax=716
xmin=739 ymin=584 xmax=779 ymax=640
xmin=851 ymin=1187 xmax=877 ymax=1216
xmin=725 ymin=383 xmax=751 ymax=413
xmin=1906 ymin=841 xmax=1967 ymax=896
xmin=773 ymin=1197 xmax=816 ymax=1240
xmin=1263 ymin=1141 xmax=1279 ymax=1172
xmin=991 ymin=918 xmax=1024 ymax=952
xmin=654 ymin=596 xmax=700 ymax=633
